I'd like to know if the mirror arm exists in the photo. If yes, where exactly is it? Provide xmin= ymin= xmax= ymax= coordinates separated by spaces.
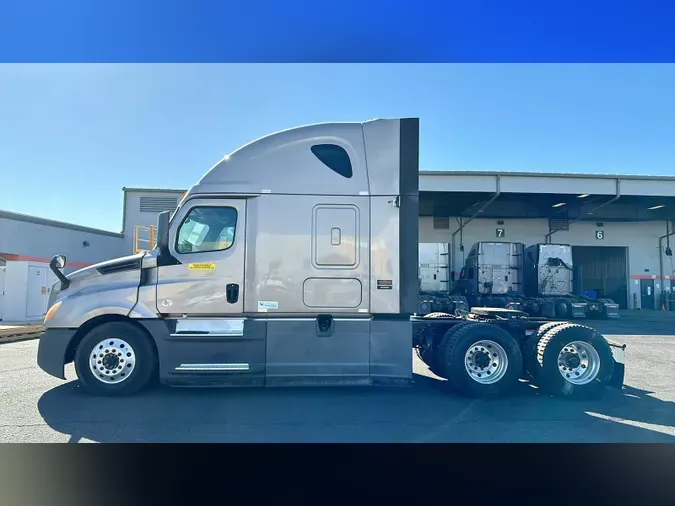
xmin=49 ymin=255 xmax=70 ymax=290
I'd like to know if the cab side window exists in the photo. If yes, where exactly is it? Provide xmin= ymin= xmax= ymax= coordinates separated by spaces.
xmin=176 ymin=206 xmax=238 ymax=254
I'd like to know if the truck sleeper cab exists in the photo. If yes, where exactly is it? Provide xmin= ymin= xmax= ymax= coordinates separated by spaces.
xmin=37 ymin=117 xmax=625 ymax=399
xmin=38 ymin=118 xmax=421 ymax=395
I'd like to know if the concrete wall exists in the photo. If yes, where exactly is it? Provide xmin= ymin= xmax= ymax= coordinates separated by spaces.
xmin=420 ymin=216 xmax=667 ymax=309
xmin=122 ymin=190 xmax=185 ymax=255
xmin=0 ymin=215 xmax=125 ymax=272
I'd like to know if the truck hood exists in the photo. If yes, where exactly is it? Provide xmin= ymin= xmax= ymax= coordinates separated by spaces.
xmin=47 ymin=251 xmax=151 ymax=308
xmin=67 ymin=252 xmax=147 ymax=283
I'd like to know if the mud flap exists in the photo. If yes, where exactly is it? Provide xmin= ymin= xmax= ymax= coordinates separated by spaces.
xmin=607 ymin=339 xmax=626 ymax=389
xmin=604 ymin=303 xmax=620 ymax=318
xmin=571 ymin=302 xmax=587 ymax=318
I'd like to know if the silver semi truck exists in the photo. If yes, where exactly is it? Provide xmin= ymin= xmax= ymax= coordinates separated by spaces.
xmin=523 ymin=243 xmax=620 ymax=319
xmin=418 ymin=242 xmax=469 ymax=315
xmin=37 ymin=117 xmax=625 ymax=398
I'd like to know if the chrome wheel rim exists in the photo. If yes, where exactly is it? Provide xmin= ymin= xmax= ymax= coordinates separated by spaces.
xmin=557 ymin=341 xmax=600 ymax=385
xmin=464 ymin=340 xmax=509 ymax=384
xmin=89 ymin=338 xmax=136 ymax=384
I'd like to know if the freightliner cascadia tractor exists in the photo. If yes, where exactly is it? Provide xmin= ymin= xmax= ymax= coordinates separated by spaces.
xmin=38 ymin=117 xmax=625 ymax=399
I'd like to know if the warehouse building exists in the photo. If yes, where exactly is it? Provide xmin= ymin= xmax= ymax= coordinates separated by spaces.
xmin=0 ymin=210 xmax=125 ymax=322
xmin=121 ymin=187 xmax=187 ymax=255
xmin=418 ymin=171 xmax=675 ymax=311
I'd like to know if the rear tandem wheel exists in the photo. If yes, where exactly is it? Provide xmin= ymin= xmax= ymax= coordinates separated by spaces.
xmin=524 ymin=321 xmax=569 ymax=381
xmin=436 ymin=322 xmax=523 ymax=398
xmin=527 ymin=322 xmax=614 ymax=398
xmin=416 ymin=320 xmax=472 ymax=377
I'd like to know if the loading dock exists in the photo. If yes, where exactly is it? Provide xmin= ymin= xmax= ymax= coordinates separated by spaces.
xmin=418 ymin=171 xmax=675 ymax=310
xmin=572 ymin=246 xmax=629 ymax=309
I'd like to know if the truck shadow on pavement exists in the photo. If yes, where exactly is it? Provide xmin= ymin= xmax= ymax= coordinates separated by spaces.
xmin=37 ymin=373 xmax=675 ymax=443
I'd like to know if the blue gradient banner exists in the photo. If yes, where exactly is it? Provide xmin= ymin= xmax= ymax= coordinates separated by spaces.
xmin=0 ymin=0 xmax=673 ymax=62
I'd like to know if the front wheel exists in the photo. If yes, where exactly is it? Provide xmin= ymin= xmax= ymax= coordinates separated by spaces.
xmin=74 ymin=321 xmax=157 ymax=396
xmin=437 ymin=323 xmax=522 ymax=398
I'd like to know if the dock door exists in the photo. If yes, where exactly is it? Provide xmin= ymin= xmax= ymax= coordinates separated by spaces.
xmin=571 ymin=246 xmax=628 ymax=309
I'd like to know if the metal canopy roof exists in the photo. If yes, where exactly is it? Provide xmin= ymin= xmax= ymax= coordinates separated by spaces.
xmin=419 ymin=171 xmax=675 ymax=221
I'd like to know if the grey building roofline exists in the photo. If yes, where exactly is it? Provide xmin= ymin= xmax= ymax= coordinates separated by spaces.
xmin=0 ymin=209 xmax=124 ymax=238
xmin=122 ymin=187 xmax=187 ymax=193
xmin=419 ymin=170 xmax=675 ymax=182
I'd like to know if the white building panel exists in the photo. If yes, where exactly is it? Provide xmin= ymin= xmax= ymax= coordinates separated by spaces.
xmin=420 ymin=171 xmax=675 ymax=197
xmin=2 ymin=261 xmax=57 ymax=323
xmin=619 ymin=178 xmax=675 ymax=197
xmin=122 ymin=189 xmax=186 ymax=255
xmin=419 ymin=173 xmax=499 ymax=193
xmin=0 ymin=211 xmax=124 ymax=273
xmin=498 ymin=176 xmax=618 ymax=195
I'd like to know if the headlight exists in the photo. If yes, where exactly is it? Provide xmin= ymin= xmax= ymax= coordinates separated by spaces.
xmin=43 ymin=301 xmax=62 ymax=323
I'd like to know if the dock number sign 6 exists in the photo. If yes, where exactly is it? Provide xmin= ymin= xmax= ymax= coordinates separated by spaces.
xmin=595 ymin=230 xmax=604 ymax=240
xmin=496 ymin=228 xmax=505 ymax=238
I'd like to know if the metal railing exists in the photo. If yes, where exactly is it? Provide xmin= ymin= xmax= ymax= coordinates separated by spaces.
xmin=133 ymin=225 xmax=156 ymax=254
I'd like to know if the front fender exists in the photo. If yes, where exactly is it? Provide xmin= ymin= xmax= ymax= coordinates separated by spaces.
xmin=45 ymin=273 xmax=142 ymax=329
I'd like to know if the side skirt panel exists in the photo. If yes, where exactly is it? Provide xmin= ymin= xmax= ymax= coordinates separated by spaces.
xmin=138 ymin=316 xmax=413 ymax=388
xmin=138 ymin=318 xmax=266 ymax=387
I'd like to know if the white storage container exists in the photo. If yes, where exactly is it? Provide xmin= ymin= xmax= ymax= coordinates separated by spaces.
xmin=2 ymin=261 xmax=58 ymax=323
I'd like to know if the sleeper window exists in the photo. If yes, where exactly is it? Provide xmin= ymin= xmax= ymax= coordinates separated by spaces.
xmin=176 ymin=206 xmax=237 ymax=254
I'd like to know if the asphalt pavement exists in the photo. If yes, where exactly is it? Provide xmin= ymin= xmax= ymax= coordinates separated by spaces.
xmin=0 ymin=312 xmax=673 ymax=443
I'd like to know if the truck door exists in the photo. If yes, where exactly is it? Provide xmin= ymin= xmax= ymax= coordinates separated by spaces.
xmin=156 ymin=198 xmax=246 ymax=315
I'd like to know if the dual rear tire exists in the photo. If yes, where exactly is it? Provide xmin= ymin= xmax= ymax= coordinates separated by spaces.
xmin=525 ymin=322 xmax=614 ymax=398
xmin=428 ymin=320 xmax=615 ymax=399
xmin=435 ymin=322 xmax=523 ymax=398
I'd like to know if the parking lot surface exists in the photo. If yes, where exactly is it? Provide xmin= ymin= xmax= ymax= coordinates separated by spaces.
xmin=0 ymin=312 xmax=673 ymax=443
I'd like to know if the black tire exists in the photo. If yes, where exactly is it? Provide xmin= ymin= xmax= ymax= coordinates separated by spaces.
xmin=436 ymin=322 xmax=522 ymax=398
xmin=555 ymin=298 xmax=571 ymax=319
xmin=74 ymin=321 xmax=157 ymax=397
xmin=422 ymin=321 xmax=473 ymax=377
xmin=524 ymin=321 xmax=568 ymax=381
xmin=493 ymin=296 xmax=507 ymax=308
xmin=531 ymin=323 xmax=614 ymax=398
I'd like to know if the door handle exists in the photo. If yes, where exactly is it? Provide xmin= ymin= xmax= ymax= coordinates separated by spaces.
xmin=226 ymin=283 xmax=239 ymax=304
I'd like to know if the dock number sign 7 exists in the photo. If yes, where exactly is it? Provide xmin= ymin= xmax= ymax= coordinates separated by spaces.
xmin=496 ymin=228 xmax=505 ymax=238
xmin=595 ymin=230 xmax=604 ymax=240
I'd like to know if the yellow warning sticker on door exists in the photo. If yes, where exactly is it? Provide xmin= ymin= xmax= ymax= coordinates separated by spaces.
xmin=188 ymin=263 xmax=216 ymax=271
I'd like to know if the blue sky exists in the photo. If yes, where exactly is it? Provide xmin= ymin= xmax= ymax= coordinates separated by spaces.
xmin=1 ymin=64 xmax=674 ymax=232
